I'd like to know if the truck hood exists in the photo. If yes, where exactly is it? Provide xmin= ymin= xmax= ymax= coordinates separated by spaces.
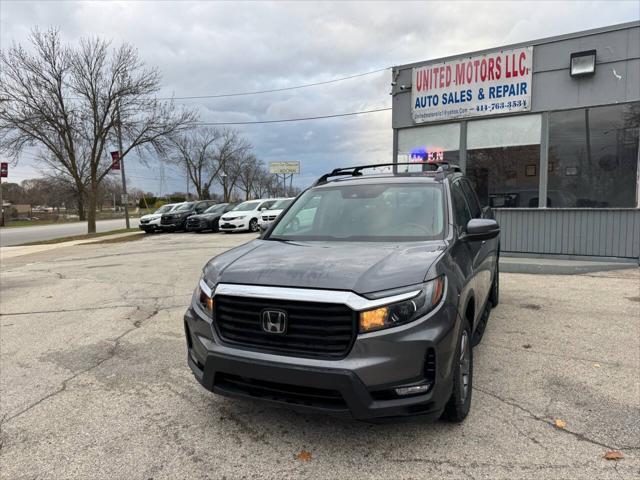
xmin=204 ymin=239 xmax=446 ymax=295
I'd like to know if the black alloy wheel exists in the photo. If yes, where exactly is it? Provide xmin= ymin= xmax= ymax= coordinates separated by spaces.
xmin=442 ymin=321 xmax=473 ymax=422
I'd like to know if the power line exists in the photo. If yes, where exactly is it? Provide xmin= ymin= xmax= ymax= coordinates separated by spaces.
xmin=165 ymin=67 xmax=389 ymax=100
xmin=60 ymin=66 xmax=390 ymax=102
xmin=197 ymin=107 xmax=391 ymax=126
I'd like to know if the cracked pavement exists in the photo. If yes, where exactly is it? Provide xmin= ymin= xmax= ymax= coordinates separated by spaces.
xmin=1 ymin=232 xmax=639 ymax=479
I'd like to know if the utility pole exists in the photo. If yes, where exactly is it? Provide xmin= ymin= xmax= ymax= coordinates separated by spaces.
xmin=0 ymin=174 xmax=3 ymax=227
xmin=116 ymin=105 xmax=130 ymax=229
xmin=0 ymin=162 xmax=7 ymax=227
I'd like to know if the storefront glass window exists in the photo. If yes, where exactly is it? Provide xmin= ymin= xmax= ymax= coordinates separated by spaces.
xmin=398 ymin=123 xmax=460 ymax=171
xmin=466 ymin=114 xmax=542 ymax=208
xmin=547 ymin=103 xmax=639 ymax=208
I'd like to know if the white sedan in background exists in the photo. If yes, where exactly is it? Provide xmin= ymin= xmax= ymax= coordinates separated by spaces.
xmin=258 ymin=197 xmax=294 ymax=230
xmin=138 ymin=202 xmax=184 ymax=233
xmin=219 ymin=199 xmax=278 ymax=233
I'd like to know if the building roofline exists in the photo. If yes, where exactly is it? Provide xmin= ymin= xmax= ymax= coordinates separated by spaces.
xmin=392 ymin=20 xmax=640 ymax=72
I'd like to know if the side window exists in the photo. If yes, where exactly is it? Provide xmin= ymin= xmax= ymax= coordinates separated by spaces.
xmin=451 ymin=182 xmax=472 ymax=230
xmin=460 ymin=180 xmax=482 ymax=218
xmin=259 ymin=201 xmax=274 ymax=210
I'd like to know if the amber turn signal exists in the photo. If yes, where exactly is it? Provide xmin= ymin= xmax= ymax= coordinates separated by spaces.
xmin=359 ymin=306 xmax=389 ymax=332
xmin=199 ymin=289 xmax=214 ymax=315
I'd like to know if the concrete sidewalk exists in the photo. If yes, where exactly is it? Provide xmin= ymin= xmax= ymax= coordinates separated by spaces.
xmin=501 ymin=254 xmax=638 ymax=275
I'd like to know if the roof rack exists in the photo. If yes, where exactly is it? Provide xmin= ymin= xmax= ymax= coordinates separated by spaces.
xmin=313 ymin=162 xmax=461 ymax=185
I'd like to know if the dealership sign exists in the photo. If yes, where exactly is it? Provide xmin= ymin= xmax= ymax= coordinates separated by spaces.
xmin=269 ymin=161 xmax=300 ymax=174
xmin=412 ymin=46 xmax=533 ymax=123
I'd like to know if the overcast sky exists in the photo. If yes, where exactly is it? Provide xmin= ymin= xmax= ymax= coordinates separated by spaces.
xmin=1 ymin=0 xmax=638 ymax=195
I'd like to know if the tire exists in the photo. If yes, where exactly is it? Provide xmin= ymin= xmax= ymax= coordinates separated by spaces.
xmin=441 ymin=320 xmax=473 ymax=422
xmin=489 ymin=258 xmax=499 ymax=307
xmin=249 ymin=218 xmax=259 ymax=232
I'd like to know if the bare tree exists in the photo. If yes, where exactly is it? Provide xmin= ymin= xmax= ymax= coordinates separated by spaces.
xmin=252 ymin=169 xmax=278 ymax=198
xmin=166 ymin=127 xmax=221 ymax=199
xmin=97 ymin=175 xmax=122 ymax=210
xmin=213 ymin=129 xmax=251 ymax=201
xmin=236 ymin=154 xmax=263 ymax=200
xmin=0 ymin=28 xmax=196 ymax=232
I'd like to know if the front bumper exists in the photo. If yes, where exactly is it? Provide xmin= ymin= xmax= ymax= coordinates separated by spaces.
xmin=219 ymin=219 xmax=249 ymax=231
xmin=160 ymin=218 xmax=187 ymax=230
xmin=139 ymin=218 xmax=161 ymax=231
xmin=184 ymin=294 xmax=461 ymax=420
xmin=186 ymin=219 xmax=211 ymax=231
xmin=139 ymin=223 xmax=159 ymax=232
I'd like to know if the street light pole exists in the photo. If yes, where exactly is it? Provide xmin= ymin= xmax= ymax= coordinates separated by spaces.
xmin=116 ymin=105 xmax=130 ymax=229
xmin=220 ymin=172 xmax=228 ymax=202
xmin=0 ymin=174 xmax=3 ymax=227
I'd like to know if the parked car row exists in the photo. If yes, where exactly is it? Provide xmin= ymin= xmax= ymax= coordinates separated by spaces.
xmin=138 ymin=197 xmax=294 ymax=234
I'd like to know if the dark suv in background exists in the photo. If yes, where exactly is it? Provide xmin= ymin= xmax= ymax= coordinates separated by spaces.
xmin=186 ymin=203 xmax=237 ymax=232
xmin=160 ymin=200 xmax=217 ymax=232
xmin=185 ymin=162 xmax=500 ymax=422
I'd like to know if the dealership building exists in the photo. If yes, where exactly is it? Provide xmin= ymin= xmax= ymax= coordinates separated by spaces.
xmin=391 ymin=21 xmax=639 ymax=261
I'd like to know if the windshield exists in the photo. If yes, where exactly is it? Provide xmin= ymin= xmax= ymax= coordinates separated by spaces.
xmin=270 ymin=198 xmax=293 ymax=210
xmin=269 ymin=183 xmax=444 ymax=242
xmin=204 ymin=204 xmax=226 ymax=214
xmin=232 ymin=201 xmax=260 ymax=212
xmin=175 ymin=203 xmax=194 ymax=212
xmin=154 ymin=204 xmax=174 ymax=214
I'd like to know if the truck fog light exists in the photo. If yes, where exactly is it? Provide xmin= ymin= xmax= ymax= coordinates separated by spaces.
xmin=395 ymin=383 xmax=431 ymax=396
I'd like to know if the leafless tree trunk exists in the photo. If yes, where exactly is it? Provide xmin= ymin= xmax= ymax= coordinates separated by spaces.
xmin=166 ymin=127 xmax=221 ymax=199
xmin=236 ymin=154 xmax=263 ymax=200
xmin=214 ymin=129 xmax=251 ymax=202
xmin=0 ymin=28 xmax=196 ymax=233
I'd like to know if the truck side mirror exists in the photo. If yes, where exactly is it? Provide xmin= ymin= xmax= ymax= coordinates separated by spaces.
xmin=463 ymin=218 xmax=500 ymax=241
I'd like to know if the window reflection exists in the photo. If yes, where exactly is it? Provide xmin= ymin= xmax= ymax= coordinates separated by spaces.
xmin=466 ymin=114 xmax=542 ymax=208
xmin=548 ymin=103 xmax=639 ymax=208
xmin=467 ymin=145 xmax=541 ymax=207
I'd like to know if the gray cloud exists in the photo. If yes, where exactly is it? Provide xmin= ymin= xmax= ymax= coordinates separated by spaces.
xmin=1 ymin=0 xmax=638 ymax=193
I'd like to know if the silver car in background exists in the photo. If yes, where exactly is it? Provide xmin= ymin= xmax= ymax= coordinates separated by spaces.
xmin=138 ymin=202 xmax=184 ymax=233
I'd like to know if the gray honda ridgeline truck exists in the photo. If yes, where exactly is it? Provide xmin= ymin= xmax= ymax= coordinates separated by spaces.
xmin=184 ymin=162 xmax=500 ymax=422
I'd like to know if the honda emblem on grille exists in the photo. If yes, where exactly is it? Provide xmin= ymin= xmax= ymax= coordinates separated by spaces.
xmin=261 ymin=309 xmax=287 ymax=334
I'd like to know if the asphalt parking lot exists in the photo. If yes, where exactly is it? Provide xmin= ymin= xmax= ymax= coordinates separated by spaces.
xmin=1 ymin=232 xmax=638 ymax=479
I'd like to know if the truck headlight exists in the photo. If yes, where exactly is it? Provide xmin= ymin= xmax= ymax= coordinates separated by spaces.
xmin=359 ymin=277 xmax=445 ymax=333
xmin=196 ymin=276 xmax=214 ymax=317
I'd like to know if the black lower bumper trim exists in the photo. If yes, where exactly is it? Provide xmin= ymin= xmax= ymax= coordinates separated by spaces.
xmin=188 ymin=350 xmax=446 ymax=421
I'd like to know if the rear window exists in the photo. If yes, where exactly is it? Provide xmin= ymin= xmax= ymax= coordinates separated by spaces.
xmin=269 ymin=183 xmax=444 ymax=242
